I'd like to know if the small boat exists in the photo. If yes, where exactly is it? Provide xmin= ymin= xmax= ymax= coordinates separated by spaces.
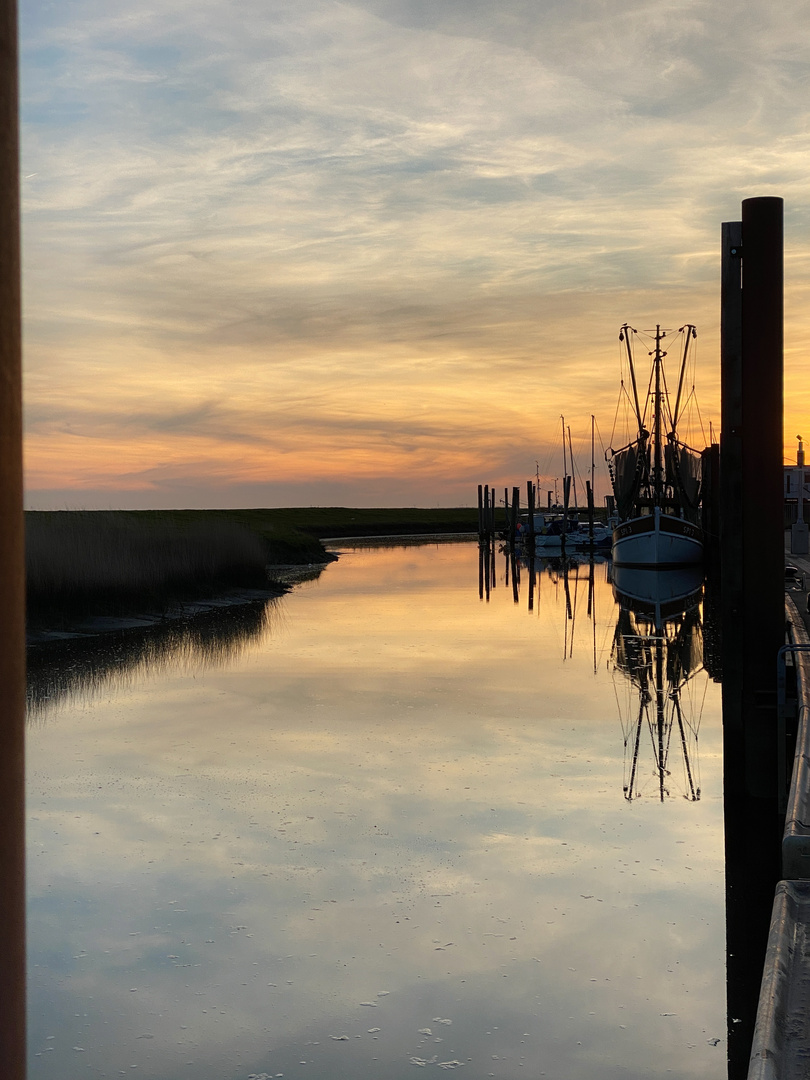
xmin=522 ymin=416 xmax=614 ymax=551
xmin=606 ymin=324 xmax=705 ymax=568
xmin=517 ymin=511 xmax=612 ymax=550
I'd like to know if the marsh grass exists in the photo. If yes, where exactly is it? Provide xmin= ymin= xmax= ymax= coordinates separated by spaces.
xmin=24 ymin=506 xmax=475 ymax=630
xmin=26 ymin=511 xmax=272 ymax=623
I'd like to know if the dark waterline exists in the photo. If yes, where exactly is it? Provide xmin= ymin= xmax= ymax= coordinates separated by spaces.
xmin=27 ymin=541 xmax=725 ymax=1079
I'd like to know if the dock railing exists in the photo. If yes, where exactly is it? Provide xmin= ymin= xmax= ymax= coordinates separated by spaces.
xmin=748 ymin=598 xmax=810 ymax=1078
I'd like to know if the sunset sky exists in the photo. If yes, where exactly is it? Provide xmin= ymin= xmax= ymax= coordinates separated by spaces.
xmin=20 ymin=0 xmax=810 ymax=509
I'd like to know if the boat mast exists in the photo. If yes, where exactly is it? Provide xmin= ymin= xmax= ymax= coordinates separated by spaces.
xmin=561 ymin=415 xmax=567 ymax=483
xmin=653 ymin=325 xmax=665 ymax=505
xmin=590 ymin=414 xmax=596 ymax=511
xmin=671 ymin=324 xmax=696 ymax=434
xmin=567 ymin=425 xmax=578 ymax=511
xmin=619 ymin=324 xmax=643 ymax=432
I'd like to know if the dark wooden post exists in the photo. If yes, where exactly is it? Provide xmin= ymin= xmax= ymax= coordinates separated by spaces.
xmin=526 ymin=480 xmax=535 ymax=544
xmin=720 ymin=198 xmax=784 ymax=1079
xmin=701 ymin=443 xmax=720 ymax=561
xmin=720 ymin=197 xmax=784 ymax=791
xmin=477 ymin=485 xmax=484 ymax=541
xmin=0 ymin=0 xmax=26 ymax=1073
xmin=510 ymin=486 xmax=520 ymax=546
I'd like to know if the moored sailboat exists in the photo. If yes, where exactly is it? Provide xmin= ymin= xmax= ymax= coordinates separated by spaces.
xmin=606 ymin=324 xmax=705 ymax=568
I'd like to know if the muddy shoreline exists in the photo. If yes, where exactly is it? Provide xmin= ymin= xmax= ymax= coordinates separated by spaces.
xmin=26 ymin=561 xmax=331 ymax=648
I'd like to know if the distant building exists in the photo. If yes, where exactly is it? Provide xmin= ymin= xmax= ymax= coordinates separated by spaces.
xmin=785 ymin=437 xmax=810 ymax=523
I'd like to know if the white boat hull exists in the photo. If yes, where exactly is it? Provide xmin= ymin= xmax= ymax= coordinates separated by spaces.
xmin=612 ymin=507 xmax=703 ymax=568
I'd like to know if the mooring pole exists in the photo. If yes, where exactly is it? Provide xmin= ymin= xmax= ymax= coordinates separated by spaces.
xmin=741 ymin=197 xmax=784 ymax=788
xmin=720 ymin=197 xmax=784 ymax=1079
xmin=562 ymin=475 xmax=571 ymax=549
xmin=0 ymin=0 xmax=26 ymax=1073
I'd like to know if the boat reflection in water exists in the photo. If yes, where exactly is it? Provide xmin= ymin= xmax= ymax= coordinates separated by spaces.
xmin=611 ymin=565 xmax=707 ymax=802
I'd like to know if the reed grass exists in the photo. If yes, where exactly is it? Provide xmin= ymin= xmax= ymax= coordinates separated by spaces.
xmin=24 ymin=506 xmax=475 ymax=630
xmin=26 ymin=511 xmax=273 ymax=622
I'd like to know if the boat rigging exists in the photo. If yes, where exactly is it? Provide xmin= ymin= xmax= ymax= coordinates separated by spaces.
xmin=607 ymin=324 xmax=705 ymax=568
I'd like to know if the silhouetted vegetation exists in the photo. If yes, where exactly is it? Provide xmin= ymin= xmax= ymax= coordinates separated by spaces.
xmin=26 ymin=511 xmax=275 ymax=627
xmin=25 ymin=506 xmax=476 ymax=635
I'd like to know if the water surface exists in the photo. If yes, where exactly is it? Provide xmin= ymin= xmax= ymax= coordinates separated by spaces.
xmin=27 ymin=541 xmax=725 ymax=1079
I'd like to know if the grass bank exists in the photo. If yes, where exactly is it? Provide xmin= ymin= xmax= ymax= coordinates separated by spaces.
xmin=25 ymin=507 xmax=477 ymax=635
xmin=26 ymin=511 xmax=279 ymax=629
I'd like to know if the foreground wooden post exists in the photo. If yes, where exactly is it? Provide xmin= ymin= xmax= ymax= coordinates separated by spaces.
xmin=721 ymin=197 xmax=785 ymax=1079
xmin=0 ymin=0 xmax=26 ymax=1074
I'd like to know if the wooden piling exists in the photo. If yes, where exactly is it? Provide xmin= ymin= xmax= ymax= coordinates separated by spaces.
xmin=562 ymin=476 xmax=571 ymax=547
xmin=0 ymin=0 xmax=26 ymax=1071
xmin=477 ymin=484 xmax=484 ymax=540
xmin=721 ymin=199 xmax=784 ymax=788
xmin=701 ymin=443 xmax=720 ymax=565
xmin=720 ymin=198 xmax=785 ymax=1078
xmin=526 ymin=480 xmax=536 ymax=544
xmin=510 ymin=486 xmax=520 ymax=547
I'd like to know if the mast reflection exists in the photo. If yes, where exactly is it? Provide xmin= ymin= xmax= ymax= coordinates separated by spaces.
xmin=611 ymin=566 xmax=706 ymax=802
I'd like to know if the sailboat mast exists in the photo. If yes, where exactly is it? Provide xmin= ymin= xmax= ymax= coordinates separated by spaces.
xmin=591 ymin=414 xmax=595 ymax=494
xmin=561 ymin=415 xmax=567 ymax=482
xmin=620 ymin=324 xmax=643 ymax=432
xmin=654 ymin=324 xmax=664 ymax=504
xmin=567 ymin=425 xmax=578 ymax=511
xmin=671 ymin=324 xmax=695 ymax=433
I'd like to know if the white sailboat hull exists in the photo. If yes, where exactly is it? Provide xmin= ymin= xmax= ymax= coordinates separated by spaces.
xmin=612 ymin=507 xmax=703 ymax=568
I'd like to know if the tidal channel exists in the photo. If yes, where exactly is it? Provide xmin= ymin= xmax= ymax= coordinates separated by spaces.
xmin=27 ymin=540 xmax=726 ymax=1079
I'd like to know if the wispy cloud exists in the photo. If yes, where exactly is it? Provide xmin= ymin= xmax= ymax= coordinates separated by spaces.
xmin=20 ymin=0 xmax=810 ymax=506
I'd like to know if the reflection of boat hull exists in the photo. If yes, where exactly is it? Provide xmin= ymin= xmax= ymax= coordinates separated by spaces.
xmin=612 ymin=565 xmax=703 ymax=627
xmin=612 ymin=507 xmax=703 ymax=568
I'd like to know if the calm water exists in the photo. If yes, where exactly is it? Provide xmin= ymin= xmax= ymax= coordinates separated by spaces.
xmin=27 ymin=541 xmax=726 ymax=1079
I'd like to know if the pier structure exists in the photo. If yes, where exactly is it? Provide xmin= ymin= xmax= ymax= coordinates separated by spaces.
xmin=747 ymin=594 xmax=810 ymax=1079
xmin=727 ymin=202 xmax=810 ymax=1078
xmin=719 ymin=198 xmax=789 ymax=1077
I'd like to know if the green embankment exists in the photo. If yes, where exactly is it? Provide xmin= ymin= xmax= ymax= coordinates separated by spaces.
xmin=25 ymin=508 xmax=479 ymax=630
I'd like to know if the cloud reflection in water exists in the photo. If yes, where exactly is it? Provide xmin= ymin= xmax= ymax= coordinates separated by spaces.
xmin=27 ymin=542 xmax=725 ymax=1079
